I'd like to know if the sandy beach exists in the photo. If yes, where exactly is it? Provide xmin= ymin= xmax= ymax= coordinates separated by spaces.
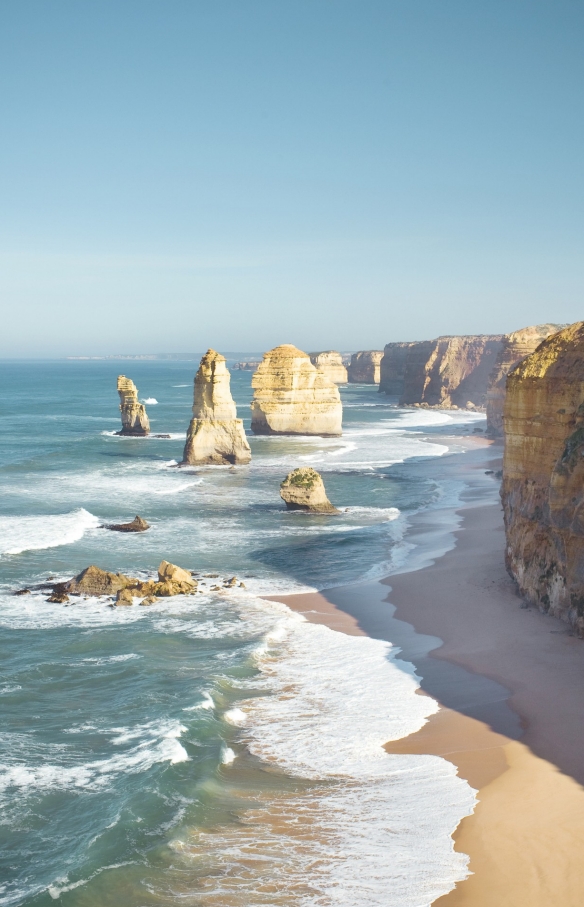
xmin=270 ymin=445 xmax=584 ymax=906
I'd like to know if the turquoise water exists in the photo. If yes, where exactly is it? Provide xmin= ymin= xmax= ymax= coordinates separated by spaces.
xmin=0 ymin=361 xmax=485 ymax=906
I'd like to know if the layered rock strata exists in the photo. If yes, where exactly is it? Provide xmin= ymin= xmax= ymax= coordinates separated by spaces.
xmin=280 ymin=467 xmax=338 ymax=513
xmin=251 ymin=345 xmax=342 ymax=436
xmin=486 ymin=324 xmax=564 ymax=437
xmin=309 ymin=351 xmax=348 ymax=384
xmin=501 ymin=321 xmax=584 ymax=633
xmin=117 ymin=376 xmax=150 ymax=435
xmin=401 ymin=335 xmax=504 ymax=408
xmin=182 ymin=350 xmax=251 ymax=465
xmin=379 ymin=342 xmax=418 ymax=396
xmin=347 ymin=351 xmax=384 ymax=384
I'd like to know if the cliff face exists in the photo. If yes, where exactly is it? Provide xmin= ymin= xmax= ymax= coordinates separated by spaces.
xmin=501 ymin=321 xmax=584 ymax=633
xmin=182 ymin=349 xmax=251 ymax=465
xmin=486 ymin=325 xmax=564 ymax=437
xmin=251 ymin=344 xmax=342 ymax=436
xmin=347 ymin=351 xmax=384 ymax=384
xmin=117 ymin=376 xmax=150 ymax=435
xmin=401 ymin=335 xmax=504 ymax=408
xmin=309 ymin=351 xmax=348 ymax=384
xmin=379 ymin=342 xmax=417 ymax=396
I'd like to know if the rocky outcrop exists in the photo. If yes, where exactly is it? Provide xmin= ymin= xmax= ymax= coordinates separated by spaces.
xmin=59 ymin=561 xmax=197 ymax=604
xmin=117 ymin=376 xmax=150 ymax=435
xmin=64 ymin=565 xmax=137 ymax=596
xmin=347 ymin=351 xmax=384 ymax=384
xmin=182 ymin=350 xmax=251 ymax=465
xmin=280 ymin=468 xmax=338 ymax=513
xmin=486 ymin=324 xmax=564 ymax=437
xmin=309 ymin=351 xmax=348 ymax=384
xmin=501 ymin=321 xmax=584 ymax=633
xmin=401 ymin=335 xmax=504 ymax=408
xmin=379 ymin=342 xmax=418 ymax=396
xmin=104 ymin=515 xmax=150 ymax=533
xmin=251 ymin=345 xmax=342 ymax=436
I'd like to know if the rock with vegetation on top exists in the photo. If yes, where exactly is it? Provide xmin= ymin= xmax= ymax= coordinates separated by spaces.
xmin=181 ymin=349 xmax=251 ymax=465
xmin=486 ymin=324 xmax=565 ymax=437
xmin=501 ymin=321 xmax=584 ymax=634
xmin=280 ymin=467 xmax=339 ymax=513
xmin=401 ymin=335 xmax=504 ymax=408
xmin=251 ymin=345 xmax=342 ymax=436
xmin=105 ymin=515 xmax=150 ymax=532
xmin=309 ymin=351 xmax=348 ymax=384
xmin=116 ymin=376 xmax=150 ymax=436
xmin=347 ymin=351 xmax=384 ymax=384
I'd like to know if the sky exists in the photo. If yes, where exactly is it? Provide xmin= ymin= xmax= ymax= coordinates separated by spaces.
xmin=0 ymin=0 xmax=583 ymax=357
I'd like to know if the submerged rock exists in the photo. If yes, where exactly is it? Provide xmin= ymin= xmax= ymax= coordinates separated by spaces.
xmin=251 ymin=345 xmax=342 ymax=436
xmin=116 ymin=376 xmax=151 ymax=436
xmin=47 ymin=592 xmax=69 ymax=603
xmin=347 ymin=351 xmax=383 ymax=384
xmin=182 ymin=350 xmax=251 ymax=465
xmin=309 ymin=351 xmax=348 ymax=384
xmin=104 ymin=515 xmax=150 ymax=533
xmin=65 ymin=565 xmax=137 ymax=596
xmin=280 ymin=467 xmax=339 ymax=513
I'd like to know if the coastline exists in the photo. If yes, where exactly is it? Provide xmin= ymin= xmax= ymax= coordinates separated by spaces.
xmin=268 ymin=442 xmax=584 ymax=906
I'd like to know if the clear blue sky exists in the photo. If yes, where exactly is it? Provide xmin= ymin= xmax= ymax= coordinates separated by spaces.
xmin=1 ymin=1 xmax=582 ymax=356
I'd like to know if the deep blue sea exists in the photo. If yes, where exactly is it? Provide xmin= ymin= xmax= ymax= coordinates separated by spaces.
xmin=0 ymin=360 xmax=486 ymax=906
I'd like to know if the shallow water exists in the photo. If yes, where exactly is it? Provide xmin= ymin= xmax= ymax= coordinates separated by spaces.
xmin=0 ymin=360 xmax=486 ymax=906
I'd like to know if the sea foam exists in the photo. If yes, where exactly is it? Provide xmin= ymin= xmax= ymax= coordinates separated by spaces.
xmin=0 ymin=509 xmax=100 ymax=556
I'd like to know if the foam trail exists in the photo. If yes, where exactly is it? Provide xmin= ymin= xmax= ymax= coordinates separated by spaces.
xmin=0 ymin=509 xmax=100 ymax=556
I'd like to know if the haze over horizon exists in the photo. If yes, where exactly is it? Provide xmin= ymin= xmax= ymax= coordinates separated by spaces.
xmin=1 ymin=1 xmax=583 ymax=358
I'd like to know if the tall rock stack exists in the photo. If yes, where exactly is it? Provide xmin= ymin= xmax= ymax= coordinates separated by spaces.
xmin=347 ymin=351 xmax=384 ymax=384
xmin=309 ymin=351 xmax=348 ymax=384
xmin=116 ymin=376 xmax=151 ymax=436
xmin=485 ymin=324 xmax=564 ymax=437
xmin=251 ymin=344 xmax=342 ymax=436
xmin=181 ymin=349 xmax=251 ymax=465
xmin=379 ymin=342 xmax=417 ymax=396
xmin=401 ymin=335 xmax=504 ymax=408
xmin=501 ymin=321 xmax=584 ymax=633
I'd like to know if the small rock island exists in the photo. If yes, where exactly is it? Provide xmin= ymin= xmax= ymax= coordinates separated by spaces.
xmin=280 ymin=467 xmax=339 ymax=513
xmin=116 ymin=376 xmax=151 ymax=436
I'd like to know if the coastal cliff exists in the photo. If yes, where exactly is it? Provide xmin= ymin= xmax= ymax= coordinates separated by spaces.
xmin=401 ymin=335 xmax=503 ymax=408
xmin=309 ymin=351 xmax=348 ymax=384
xmin=501 ymin=321 xmax=584 ymax=633
xmin=379 ymin=342 xmax=417 ymax=396
xmin=485 ymin=324 xmax=564 ymax=437
xmin=347 ymin=351 xmax=383 ymax=383
xmin=182 ymin=350 xmax=251 ymax=465
xmin=117 ymin=376 xmax=150 ymax=435
xmin=251 ymin=344 xmax=342 ymax=436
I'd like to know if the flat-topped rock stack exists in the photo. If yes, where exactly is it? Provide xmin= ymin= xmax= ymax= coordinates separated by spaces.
xmin=251 ymin=345 xmax=342 ymax=436
xmin=309 ymin=351 xmax=348 ymax=384
xmin=501 ymin=321 xmax=584 ymax=634
xmin=116 ymin=376 xmax=150 ymax=435
xmin=379 ymin=342 xmax=418 ymax=396
xmin=347 ymin=350 xmax=383 ymax=383
xmin=182 ymin=350 xmax=251 ymax=465
xmin=486 ymin=324 xmax=565 ymax=437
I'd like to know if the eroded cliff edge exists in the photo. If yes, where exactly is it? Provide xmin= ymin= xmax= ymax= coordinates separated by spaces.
xmin=347 ymin=350 xmax=383 ymax=384
xmin=309 ymin=351 xmax=348 ymax=384
xmin=401 ymin=335 xmax=503 ymax=408
xmin=501 ymin=321 xmax=584 ymax=633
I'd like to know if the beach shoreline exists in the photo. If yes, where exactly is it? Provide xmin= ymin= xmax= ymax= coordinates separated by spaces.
xmin=268 ymin=443 xmax=584 ymax=906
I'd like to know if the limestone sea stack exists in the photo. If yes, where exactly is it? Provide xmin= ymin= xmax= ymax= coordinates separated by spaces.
xmin=309 ymin=351 xmax=348 ymax=384
xmin=347 ymin=351 xmax=383 ymax=384
xmin=486 ymin=324 xmax=565 ymax=437
xmin=117 ymin=376 xmax=150 ymax=435
xmin=401 ymin=335 xmax=504 ymax=408
xmin=379 ymin=342 xmax=418 ymax=396
xmin=182 ymin=350 xmax=251 ymax=465
xmin=280 ymin=467 xmax=338 ymax=513
xmin=501 ymin=321 xmax=584 ymax=633
xmin=251 ymin=345 xmax=342 ymax=436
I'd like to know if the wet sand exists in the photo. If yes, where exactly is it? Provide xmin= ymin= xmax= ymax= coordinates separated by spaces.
xmin=269 ymin=458 xmax=584 ymax=905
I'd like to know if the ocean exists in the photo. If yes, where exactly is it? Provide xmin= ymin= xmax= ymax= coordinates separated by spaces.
xmin=0 ymin=359 xmax=487 ymax=906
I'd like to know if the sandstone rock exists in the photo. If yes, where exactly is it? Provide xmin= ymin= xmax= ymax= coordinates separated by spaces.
xmin=251 ymin=345 xmax=342 ymax=436
xmin=401 ymin=335 xmax=504 ymax=408
xmin=379 ymin=342 xmax=418 ymax=396
xmin=65 ymin=565 xmax=138 ymax=596
xmin=309 ymin=351 xmax=348 ymax=384
xmin=486 ymin=324 xmax=565 ymax=437
xmin=158 ymin=560 xmax=195 ymax=587
xmin=501 ymin=321 xmax=584 ymax=634
xmin=115 ymin=588 xmax=135 ymax=606
xmin=116 ymin=376 xmax=150 ymax=436
xmin=181 ymin=350 xmax=251 ymax=465
xmin=347 ymin=351 xmax=384 ymax=384
xmin=47 ymin=592 xmax=69 ymax=603
xmin=233 ymin=360 xmax=261 ymax=371
xmin=280 ymin=467 xmax=338 ymax=513
xmin=105 ymin=515 xmax=150 ymax=533
xmin=140 ymin=595 xmax=158 ymax=606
